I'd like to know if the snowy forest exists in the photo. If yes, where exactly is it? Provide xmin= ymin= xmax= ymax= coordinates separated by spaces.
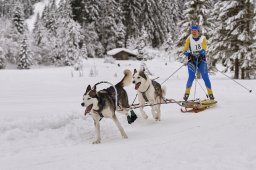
xmin=0 ymin=0 xmax=256 ymax=79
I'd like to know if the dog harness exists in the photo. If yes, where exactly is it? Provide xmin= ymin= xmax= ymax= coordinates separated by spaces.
xmin=140 ymin=80 xmax=162 ymax=102
xmin=141 ymin=85 xmax=150 ymax=102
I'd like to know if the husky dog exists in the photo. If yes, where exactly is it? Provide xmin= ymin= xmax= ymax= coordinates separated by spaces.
xmin=132 ymin=69 xmax=166 ymax=121
xmin=81 ymin=70 xmax=137 ymax=144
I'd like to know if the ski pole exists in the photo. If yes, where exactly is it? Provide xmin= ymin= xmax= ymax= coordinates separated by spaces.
xmin=195 ymin=79 xmax=209 ymax=98
xmin=214 ymin=67 xmax=252 ymax=93
xmin=161 ymin=54 xmax=187 ymax=85
xmin=193 ymin=57 xmax=199 ymax=100
xmin=161 ymin=63 xmax=185 ymax=85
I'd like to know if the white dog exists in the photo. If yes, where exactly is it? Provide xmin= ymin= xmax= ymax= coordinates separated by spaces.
xmin=132 ymin=69 xmax=166 ymax=121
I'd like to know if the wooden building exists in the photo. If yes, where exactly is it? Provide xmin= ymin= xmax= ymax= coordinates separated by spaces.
xmin=107 ymin=48 xmax=138 ymax=60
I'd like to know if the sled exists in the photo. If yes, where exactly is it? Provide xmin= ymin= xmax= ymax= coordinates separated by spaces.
xmin=180 ymin=99 xmax=217 ymax=113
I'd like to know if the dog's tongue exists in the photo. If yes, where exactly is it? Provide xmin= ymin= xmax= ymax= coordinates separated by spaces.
xmin=135 ymin=83 xmax=141 ymax=90
xmin=84 ymin=104 xmax=93 ymax=115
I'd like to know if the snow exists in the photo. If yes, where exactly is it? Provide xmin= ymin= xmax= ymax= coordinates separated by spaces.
xmin=107 ymin=48 xmax=138 ymax=56
xmin=25 ymin=0 xmax=50 ymax=32
xmin=0 ymin=58 xmax=256 ymax=170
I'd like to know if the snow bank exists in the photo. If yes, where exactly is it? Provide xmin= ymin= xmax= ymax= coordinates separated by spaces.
xmin=0 ymin=58 xmax=256 ymax=170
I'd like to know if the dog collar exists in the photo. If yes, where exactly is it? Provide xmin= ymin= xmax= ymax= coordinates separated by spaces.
xmin=140 ymin=85 xmax=151 ymax=102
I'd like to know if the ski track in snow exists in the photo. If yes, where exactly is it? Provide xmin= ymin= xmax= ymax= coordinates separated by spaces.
xmin=0 ymin=59 xmax=256 ymax=170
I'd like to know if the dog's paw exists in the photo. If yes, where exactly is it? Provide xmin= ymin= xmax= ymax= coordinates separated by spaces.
xmin=92 ymin=140 xmax=101 ymax=144
xmin=142 ymin=113 xmax=148 ymax=119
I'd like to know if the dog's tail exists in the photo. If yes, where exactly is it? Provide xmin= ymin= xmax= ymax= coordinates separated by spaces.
xmin=117 ymin=69 xmax=132 ymax=87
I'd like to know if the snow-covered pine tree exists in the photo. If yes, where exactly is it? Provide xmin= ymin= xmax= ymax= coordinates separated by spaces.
xmin=81 ymin=43 xmax=88 ymax=59
xmin=17 ymin=37 xmax=32 ymax=69
xmin=81 ymin=0 xmax=103 ymax=57
xmin=70 ymin=0 xmax=86 ymax=24
xmin=32 ymin=12 xmax=54 ymax=64
xmin=140 ymin=0 xmax=168 ymax=47
xmin=161 ymin=0 xmax=180 ymax=51
xmin=1 ymin=0 xmax=38 ymax=18
xmin=0 ymin=16 xmax=20 ymax=64
xmin=177 ymin=0 xmax=213 ymax=46
xmin=33 ymin=13 xmax=44 ymax=46
xmin=162 ymin=0 xmax=179 ymax=35
xmin=56 ymin=0 xmax=83 ymax=66
xmin=22 ymin=0 xmax=34 ymax=19
xmin=251 ymin=2 xmax=256 ymax=78
xmin=0 ymin=47 xmax=6 ymax=69
xmin=41 ymin=0 xmax=57 ymax=34
xmin=176 ymin=0 xmax=186 ymax=21
xmin=209 ymin=0 xmax=255 ymax=79
xmin=97 ymin=0 xmax=124 ymax=52
xmin=115 ymin=20 xmax=126 ymax=48
xmin=12 ymin=2 xmax=25 ymax=34
xmin=121 ymin=0 xmax=142 ymax=47
xmin=83 ymin=23 xmax=103 ymax=58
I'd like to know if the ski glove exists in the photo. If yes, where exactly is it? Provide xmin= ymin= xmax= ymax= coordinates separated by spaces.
xmin=183 ymin=51 xmax=190 ymax=57
xmin=188 ymin=53 xmax=196 ymax=62
xmin=184 ymin=52 xmax=195 ymax=62
xmin=200 ymin=49 xmax=206 ymax=57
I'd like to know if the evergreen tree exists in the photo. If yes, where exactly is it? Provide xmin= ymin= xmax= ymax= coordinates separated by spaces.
xmin=17 ymin=37 xmax=33 ymax=69
xmin=83 ymin=0 xmax=101 ymax=24
xmin=177 ymin=0 xmax=213 ymax=46
xmin=140 ymin=0 xmax=168 ymax=47
xmin=0 ymin=47 xmax=6 ymax=69
xmin=97 ymin=0 xmax=123 ymax=52
xmin=81 ymin=43 xmax=88 ymax=59
xmin=161 ymin=0 xmax=180 ymax=50
xmin=121 ymin=0 xmax=142 ymax=47
xmin=209 ymin=0 xmax=255 ymax=79
xmin=12 ymin=2 xmax=25 ymax=34
xmin=251 ymin=4 xmax=256 ymax=78
xmin=176 ymin=0 xmax=186 ymax=21
xmin=83 ymin=23 xmax=103 ymax=58
xmin=55 ymin=0 xmax=83 ymax=65
xmin=71 ymin=0 xmax=86 ymax=24
xmin=0 ymin=17 xmax=20 ymax=64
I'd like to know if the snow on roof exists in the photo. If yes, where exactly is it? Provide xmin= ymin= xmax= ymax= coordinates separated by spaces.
xmin=107 ymin=48 xmax=138 ymax=56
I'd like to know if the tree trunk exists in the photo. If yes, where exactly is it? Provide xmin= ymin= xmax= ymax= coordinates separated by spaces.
xmin=234 ymin=58 xmax=239 ymax=79
xmin=241 ymin=68 xmax=244 ymax=79
xmin=246 ymin=69 xmax=250 ymax=79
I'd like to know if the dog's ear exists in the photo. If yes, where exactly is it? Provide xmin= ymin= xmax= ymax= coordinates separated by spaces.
xmin=139 ymin=70 xmax=147 ymax=80
xmin=133 ymin=69 xmax=137 ymax=75
xmin=85 ymin=85 xmax=91 ymax=93
xmin=92 ymin=85 xmax=96 ymax=91
xmin=89 ymin=86 xmax=97 ymax=97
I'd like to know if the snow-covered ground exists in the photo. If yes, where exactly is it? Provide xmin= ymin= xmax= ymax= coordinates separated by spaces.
xmin=0 ymin=59 xmax=256 ymax=170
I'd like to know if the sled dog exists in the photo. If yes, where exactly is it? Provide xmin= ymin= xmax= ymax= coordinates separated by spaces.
xmin=81 ymin=69 xmax=137 ymax=144
xmin=132 ymin=69 xmax=166 ymax=121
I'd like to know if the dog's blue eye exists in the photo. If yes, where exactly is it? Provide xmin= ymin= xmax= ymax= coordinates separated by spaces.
xmin=137 ymin=77 xmax=140 ymax=79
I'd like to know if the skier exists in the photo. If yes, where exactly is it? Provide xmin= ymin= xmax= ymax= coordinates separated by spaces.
xmin=182 ymin=25 xmax=215 ymax=101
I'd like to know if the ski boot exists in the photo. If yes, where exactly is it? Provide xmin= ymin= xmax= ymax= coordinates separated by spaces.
xmin=209 ymin=94 xmax=215 ymax=100
xmin=183 ymin=93 xmax=189 ymax=101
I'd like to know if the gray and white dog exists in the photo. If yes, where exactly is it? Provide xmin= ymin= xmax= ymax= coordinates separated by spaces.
xmin=132 ymin=69 xmax=166 ymax=121
xmin=81 ymin=69 xmax=137 ymax=144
